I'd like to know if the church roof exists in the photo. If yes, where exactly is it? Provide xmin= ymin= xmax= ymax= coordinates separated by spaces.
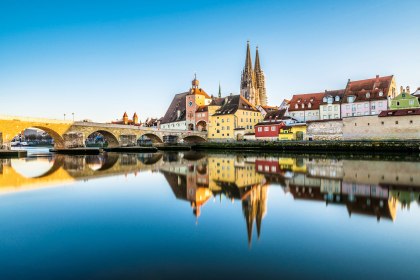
xmin=212 ymin=95 xmax=259 ymax=116
xmin=160 ymin=92 xmax=188 ymax=124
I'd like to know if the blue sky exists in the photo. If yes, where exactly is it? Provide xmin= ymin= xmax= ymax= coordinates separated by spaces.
xmin=1 ymin=0 xmax=419 ymax=122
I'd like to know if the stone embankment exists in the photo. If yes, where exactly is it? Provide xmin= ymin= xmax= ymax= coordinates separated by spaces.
xmin=193 ymin=140 xmax=420 ymax=153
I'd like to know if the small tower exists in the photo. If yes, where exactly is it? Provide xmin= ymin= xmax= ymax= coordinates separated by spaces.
xmin=123 ymin=112 xmax=129 ymax=125
xmin=133 ymin=112 xmax=139 ymax=124
xmin=192 ymin=73 xmax=199 ymax=89
xmin=218 ymin=82 xmax=222 ymax=98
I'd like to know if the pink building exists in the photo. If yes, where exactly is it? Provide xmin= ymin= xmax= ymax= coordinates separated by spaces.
xmin=341 ymin=75 xmax=396 ymax=117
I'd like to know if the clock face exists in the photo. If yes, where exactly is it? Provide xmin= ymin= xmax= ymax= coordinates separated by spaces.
xmin=188 ymin=101 xmax=193 ymax=107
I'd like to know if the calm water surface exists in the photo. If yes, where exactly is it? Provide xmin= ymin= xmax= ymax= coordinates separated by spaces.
xmin=1 ymin=149 xmax=419 ymax=279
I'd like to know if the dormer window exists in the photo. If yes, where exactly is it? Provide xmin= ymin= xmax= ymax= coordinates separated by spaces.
xmin=379 ymin=91 xmax=383 ymax=97
xmin=295 ymin=104 xmax=298 ymax=109
xmin=308 ymin=103 xmax=312 ymax=108
xmin=327 ymin=97 xmax=333 ymax=104
xmin=301 ymin=104 xmax=305 ymax=109
xmin=310 ymin=98 xmax=314 ymax=102
xmin=347 ymin=96 xmax=355 ymax=103
xmin=323 ymin=97 xmax=327 ymax=102
xmin=366 ymin=92 xmax=370 ymax=98
xmin=335 ymin=96 xmax=340 ymax=102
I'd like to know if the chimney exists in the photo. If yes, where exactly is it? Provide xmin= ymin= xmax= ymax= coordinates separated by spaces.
xmin=406 ymin=86 xmax=410 ymax=94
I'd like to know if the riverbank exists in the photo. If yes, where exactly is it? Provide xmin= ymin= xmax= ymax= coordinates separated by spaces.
xmin=0 ymin=150 xmax=28 ymax=158
xmin=192 ymin=140 xmax=420 ymax=153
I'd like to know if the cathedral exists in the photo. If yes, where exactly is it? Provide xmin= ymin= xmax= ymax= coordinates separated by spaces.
xmin=240 ymin=41 xmax=267 ymax=106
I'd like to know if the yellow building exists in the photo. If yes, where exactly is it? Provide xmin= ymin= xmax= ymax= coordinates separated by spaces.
xmin=208 ymin=95 xmax=263 ymax=141
xmin=279 ymin=124 xmax=306 ymax=141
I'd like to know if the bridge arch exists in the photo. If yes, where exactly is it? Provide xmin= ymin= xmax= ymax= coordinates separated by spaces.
xmin=4 ymin=126 xmax=65 ymax=149
xmin=85 ymin=130 xmax=120 ymax=148
xmin=182 ymin=135 xmax=207 ymax=143
xmin=196 ymin=120 xmax=207 ymax=132
xmin=139 ymin=133 xmax=163 ymax=144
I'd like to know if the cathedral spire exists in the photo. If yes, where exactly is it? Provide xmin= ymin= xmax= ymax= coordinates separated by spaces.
xmin=218 ymin=82 xmax=222 ymax=98
xmin=245 ymin=40 xmax=253 ymax=74
xmin=254 ymin=46 xmax=261 ymax=73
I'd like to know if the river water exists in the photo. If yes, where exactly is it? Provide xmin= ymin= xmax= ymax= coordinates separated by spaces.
xmin=0 ymin=149 xmax=419 ymax=279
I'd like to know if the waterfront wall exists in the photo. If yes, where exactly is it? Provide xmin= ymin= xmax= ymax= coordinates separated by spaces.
xmin=343 ymin=115 xmax=420 ymax=140
xmin=306 ymin=120 xmax=343 ymax=140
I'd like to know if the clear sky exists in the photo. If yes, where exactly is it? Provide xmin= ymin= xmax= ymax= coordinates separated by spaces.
xmin=1 ymin=0 xmax=419 ymax=122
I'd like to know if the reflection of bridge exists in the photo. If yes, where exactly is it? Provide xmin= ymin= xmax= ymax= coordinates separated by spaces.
xmin=0 ymin=115 xmax=207 ymax=149
xmin=0 ymin=153 xmax=164 ymax=194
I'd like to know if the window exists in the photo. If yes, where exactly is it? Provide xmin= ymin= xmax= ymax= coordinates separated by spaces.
xmin=410 ymin=120 xmax=413 ymax=124
xmin=295 ymin=104 xmax=298 ymax=109
xmin=264 ymin=127 xmax=269 ymax=131
xmin=334 ymin=106 xmax=338 ymax=111
xmin=395 ymin=121 xmax=398 ymax=125
xmin=346 ymin=105 xmax=350 ymax=109
xmin=409 ymin=100 xmax=414 ymax=105
xmin=381 ymin=121 xmax=384 ymax=125
xmin=301 ymin=104 xmax=305 ymax=109
xmin=227 ymin=133 xmax=229 ymax=136
xmin=328 ymin=106 xmax=332 ymax=111
xmin=227 ymin=126 xmax=230 ymax=130
xmin=271 ymin=126 xmax=276 ymax=131
xmin=258 ymin=127 xmax=262 ymax=132
xmin=378 ymin=102 xmax=382 ymax=107
xmin=308 ymin=103 xmax=312 ymax=108
xmin=335 ymin=96 xmax=340 ymax=101
xmin=357 ymin=104 xmax=361 ymax=109
xmin=364 ymin=103 xmax=368 ymax=108
xmin=323 ymin=115 xmax=327 ymax=119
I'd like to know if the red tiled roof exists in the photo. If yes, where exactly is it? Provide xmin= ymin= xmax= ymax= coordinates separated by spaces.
xmin=378 ymin=108 xmax=420 ymax=117
xmin=343 ymin=75 xmax=393 ymax=103
xmin=320 ymin=89 xmax=345 ymax=105
xmin=288 ymin=92 xmax=325 ymax=111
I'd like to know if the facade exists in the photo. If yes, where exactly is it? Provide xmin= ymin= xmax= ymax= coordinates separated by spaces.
xmin=195 ymin=106 xmax=208 ymax=131
xmin=319 ymin=90 xmax=345 ymax=120
xmin=279 ymin=124 xmax=307 ymax=140
xmin=390 ymin=86 xmax=420 ymax=109
xmin=287 ymin=93 xmax=324 ymax=122
xmin=208 ymin=95 xmax=263 ymax=141
xmin=161 ymin=77 xmax=211 ymax=130
xmin=240 ymin=41 xmax=267 ymax=107
xmin=341 ymin=75 xmax=396 ymax=117
xmin=255 ymin=110 xmax=286 ymax=141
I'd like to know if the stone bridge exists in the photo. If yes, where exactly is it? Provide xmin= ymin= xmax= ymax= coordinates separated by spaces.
xmin=0 ymin=115 xmax=207 ymax=149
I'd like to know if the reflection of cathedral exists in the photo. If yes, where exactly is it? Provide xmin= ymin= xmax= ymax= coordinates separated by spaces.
xmin=2 ymin=152 xmax=420 ymax=246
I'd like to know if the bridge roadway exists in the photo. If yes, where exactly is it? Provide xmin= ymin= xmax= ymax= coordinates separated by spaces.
xmin=0 ymin=115 xmax=207 ymax=149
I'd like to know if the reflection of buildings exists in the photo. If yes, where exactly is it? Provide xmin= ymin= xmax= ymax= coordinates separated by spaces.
xmin=208 ymin=154 xmax=267 ymax=245
xmin=161 ymin=154 xmax=212 ymax=218
xmin=2 ymin=152 xmax=420 ymax=245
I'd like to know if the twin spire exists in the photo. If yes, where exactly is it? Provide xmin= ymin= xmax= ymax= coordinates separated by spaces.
xmin=241 ymin=41 xmax=267 ymax=106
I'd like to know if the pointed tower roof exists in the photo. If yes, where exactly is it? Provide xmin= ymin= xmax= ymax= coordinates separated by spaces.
xmin=123 ymin=112 xmax=128 ymax=118
xmin=218 ymin=82 xmax=222 ymax=98
xmin=254 ymin=46 xmax=261 ymax=72
xmin=133 ymin=112 xmax=138 ymax=118
xmin=244 ymin=41 xmax=253 ymax=74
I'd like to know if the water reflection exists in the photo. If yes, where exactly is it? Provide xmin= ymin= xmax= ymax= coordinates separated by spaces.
xmin=1 ymin=151 xmax=419 ymax=245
